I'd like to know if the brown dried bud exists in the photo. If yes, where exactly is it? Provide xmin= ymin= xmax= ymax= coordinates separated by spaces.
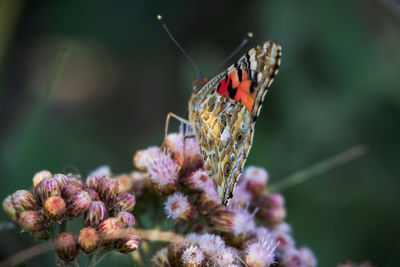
xmin=85 ymin=201 xmax=107 ymax=227
xmin=97 ymin=217 xmax=123 ymax=246
xmin=35 ymin=178 xmax=60 ymax=204
xmin=116 ymin=211 xmax=136 ymax=227
xmin=78 ymin=227 xmax=100 ymax=254
xmin=67 ymin=191 xmax=92 ymax=218
xmin=32 ymin=170 xmax=52 ymax=187
xmin=98 ymin=177 xmax=119 ymax=207
xmin=3 ymin=195 xmax=18 ymax=222
xmin=43 ymin=196 xmax=66 ymax=221
xmin=12 ymin=190 xmax=36 ymax=212
xmin=55 ymin=232 xmax=78 ymax=262
xmin=208 ymin=209 xmax=235 ymax=233
xmin=18 ymin=210 xmax=46 ymax=231
xmin=115 ymin=193 xmax=135 ymax=212
xmin=115 ymin=232 xmax=142 ymax=253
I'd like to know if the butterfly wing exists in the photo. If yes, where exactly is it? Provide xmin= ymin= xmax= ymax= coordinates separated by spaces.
xmin=189 ymin=41 xmax=281 ymax=205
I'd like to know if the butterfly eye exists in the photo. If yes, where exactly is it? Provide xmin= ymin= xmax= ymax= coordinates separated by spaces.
xmin=234 ymin=143 xmax=239 ymax=150
xmin=236 ymin=132 xmax=243 ymax=143
xmin=230 ymin=154 xmax=235 ymax=162
xmin=224 ymin=162 xmax=231 ymax=176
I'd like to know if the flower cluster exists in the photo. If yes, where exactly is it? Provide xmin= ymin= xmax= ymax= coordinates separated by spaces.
xmin=2 ymin=170 xmax=142 ymax=263
xmin=134 ymin=132 xmax=317 ymax=267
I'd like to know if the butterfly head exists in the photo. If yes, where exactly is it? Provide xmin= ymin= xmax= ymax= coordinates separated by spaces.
xmin=192 ymin=76 xmax=209 ymax=93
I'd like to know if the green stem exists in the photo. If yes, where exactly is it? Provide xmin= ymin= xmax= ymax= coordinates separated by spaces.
xmin=93 ymin=247 xmax=113 ymax=265
xmin=269 ymin=145 xmax=367 ymax=192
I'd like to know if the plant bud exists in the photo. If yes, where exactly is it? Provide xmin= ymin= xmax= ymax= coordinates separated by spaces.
xmin=182 ymin=169 xmax=210 ymax=192
xmin=115 ymin=232 xmax=142 ymax=253
xmin=117 ymin=174 xmax=133 ymax=194
xmin=44 ymin=196 xmax=66 ymax=221
xmin=242 ymin=166 xmax=269 ymax=197
xmin=85 ymin=176 xmax=102 ymax=190
xmin=181 ymin=245 xmax=205 ymax=267
xmin=98 ymin=177 xmax=119 ymax=207
xmin=35 ymin=178 xmax=60 ymax=204
xmin=32 ymin=170 xmax=52 ymax=187
xmin=85 ymin=188 xmax=100 ymax=201
xmin=69 ymin=176 xmax=84 ymax=187
xmin=209 ymin=209 xmax=236 ymax=233
xmin=78 ymin=227 xmax=100 ymax=254
xmin=62 ymin=182 xmax=82 ymax=201
xmin=3 ymin=195 xmax=18 ymax=222
xmin=55 ymin=232 xmax=78 ymax=262
xmin=53 ymin=173 xmax=69 ymax=190
xmin=32 ymin=229 xmax=50 ymax=240
xmin=85 ymin=201 xmax=107 ymax=227
xmin=116 ymin=211 xmax=136 ymax=227
xmin=97 ymin=217 xmax=123 ymax=246
xmin=67 ymin=191 xmax=92 ymax=218
xmin=12 ymin=190 xmax=37 ymax=212
xmin=257 ymin=193 xmax=286 ymax=226
xmin=115 ymin=193 xmax=135 ymax=212
xmin=195 ymin=190 xmax=224 ymax=215
xmin=18 ymin=210 xmax=46 ymax=231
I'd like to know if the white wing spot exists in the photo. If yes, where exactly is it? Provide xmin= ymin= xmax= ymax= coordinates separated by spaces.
xmin=250 ymin=61 xmax=257 ymax=70
xmin=257 ymin=72 xmax=262 ymax=82
xmin=221 ymin=125 xmax=231 ymax=142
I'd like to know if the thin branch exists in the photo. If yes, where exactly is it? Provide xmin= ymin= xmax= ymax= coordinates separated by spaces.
xmin=269 ymin=145 xmax=367 ymax=192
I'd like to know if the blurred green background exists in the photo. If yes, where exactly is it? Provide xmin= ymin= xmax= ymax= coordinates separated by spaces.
xmin=1 ymin=0 xmax=399 ymax=266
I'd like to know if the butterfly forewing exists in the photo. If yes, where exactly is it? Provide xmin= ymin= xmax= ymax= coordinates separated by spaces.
xmin=188 ymin=41 xmax=281 ymax=205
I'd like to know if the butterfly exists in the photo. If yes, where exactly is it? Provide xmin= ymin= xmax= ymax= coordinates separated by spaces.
xmin=158 ymin=14 xmax=281 ymax=206
xmin=187 ymin=42 xmax=281 ymax=206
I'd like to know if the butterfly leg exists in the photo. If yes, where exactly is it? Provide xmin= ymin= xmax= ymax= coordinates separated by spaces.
xmin=161 ymin=112 xmax=189 ymax=149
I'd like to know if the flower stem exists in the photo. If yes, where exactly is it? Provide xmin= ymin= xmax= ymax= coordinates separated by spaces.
xmin=269 ymin=145 xmax=367 ymax=192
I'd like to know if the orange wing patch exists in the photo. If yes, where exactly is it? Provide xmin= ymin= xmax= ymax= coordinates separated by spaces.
xmin=216 ymin=70 xmax=255 ymax=113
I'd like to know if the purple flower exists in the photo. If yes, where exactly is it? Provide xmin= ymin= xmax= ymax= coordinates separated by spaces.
xmin=245 ymin=231 xmax=278 ymax=267
xmin=164 ymin=192 xmax=195 ymax=222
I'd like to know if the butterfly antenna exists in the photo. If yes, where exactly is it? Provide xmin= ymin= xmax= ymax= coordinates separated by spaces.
xmin=157 ymin=15 xmax=203 ymax=78
xmin=213 ymin=32 xmax=253 ymax=73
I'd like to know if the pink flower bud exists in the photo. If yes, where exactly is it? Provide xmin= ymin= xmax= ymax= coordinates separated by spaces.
xmin=53 ymin=174 xmax=69 ymax=191
xmin=243 ymin=166 xmax=269 ymax=196
xmin=55 ymin=232 xmax=78 ymax=262
xmin=116 ymin=211 xmax=136 ymax=227
xmin=115 ymin=193 xmax=135 ymax=212
xmin=44 ymin=196 xmax=66 ymax=221
xmin=114 ymin=232 xmax=142 ymax=253
xmin=32 ymin=170 xmax=52 ymax=187
xmin=98 ymin=177 xmax=119 ymax=207
xmin=182 ymin=169 xmax=211 ymax=192
xmin=67 ymin=191 xmax=92 ymax=218
xmin=257 ymin=193 xmax=286 ymax=226
xmin=97 ymin=217 xmax=123 ymax=246
xmin=85 ymin=188 xmax=100 ymax=201
xmin=117 ymin=174 xmax=133 ymax=194
xmin=78 ymin=227 xmax=100 ymax=254
xmin=85 ymin=201 xmax=107 ymax=227
xmin=12 ymin=190 xmax=36 ymax=212
xmin=18 ymin=210 xmax=46 ymax=231
xmin=2 ymin=195 xmax=17 ymax=222
xmin=35 ymin=178 xmax=60 ymax=204
xmin=62 ymin=182 xmax=82 ymax=201
xmin=85 ymin=176 xmax=102 ymax=190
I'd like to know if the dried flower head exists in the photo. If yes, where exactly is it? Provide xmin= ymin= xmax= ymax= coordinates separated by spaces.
xmin=134 ymin=146 xmax=159 ymax=170
xmin=32 ymin=170 xmax=52 ymax=187
xmin=195 ymin=182 xmax=223 ymax=215
xmin=164 ymin=192 xmax=195 ymax=222
xmin=55 ymin=232 xmax=78 ymax=262
xmin=146 ymin=148 xmax=179 ymax=194
xmin=166 ymin=132 xmax=202 ymax=170
xmin=182 ymin=169 xmax=211 ymax=192
xmin=257 ymin=193 xmax=286 ymax=226
xmin=78 ymin=227 xmax=100 ymax=254
xmin=11 ymin=190 xmax=36 ymax=212
xmin=18 ymin=210 xmax=46 ymax=231
xmin=67 ymin=191 xmax=92 ymax=218
xmin=43 ymin=196 xmax=66 ymax=221
xmin=85 ymin=201 xmax=107 ymax=227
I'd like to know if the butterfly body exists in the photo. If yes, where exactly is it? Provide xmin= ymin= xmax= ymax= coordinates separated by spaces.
xmin=188 ymin=41 xmax=281 ymax=206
